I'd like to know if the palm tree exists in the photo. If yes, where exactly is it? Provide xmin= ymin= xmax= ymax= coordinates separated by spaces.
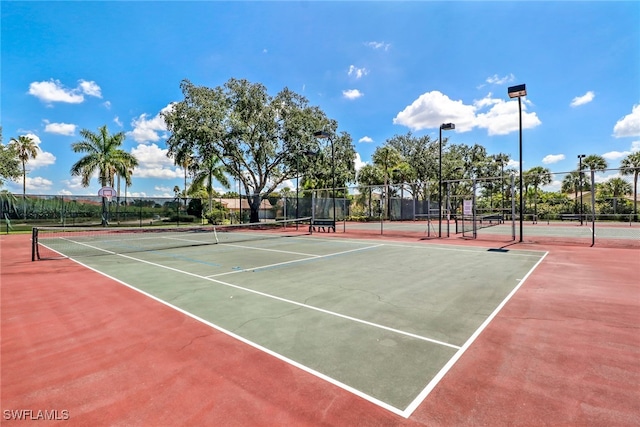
xmin=621 ymin=152 xmax=640 ymax=220
xmin=171 ymin=149 xmax=194 ymax=208
xmin=9 ymin=135 xmax=39 ymax=219
xmin=561 ymin=171 xmax=588 ymax=214
xmin=524 ymin=166 xmax=552 ymax=220
xmin=599 ymin=177 xmax=632 ymax=215
xmin=70 ymin=125 xmax=138 ymax=226
xmin=582 ymin=154 xmax=608 ymax=174
xmin=189 ymin=155 xmax=230 ymax=213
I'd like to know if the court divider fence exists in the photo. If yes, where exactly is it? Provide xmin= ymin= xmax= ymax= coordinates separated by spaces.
xmin=2 ymin=167 xmax=638 ymax=247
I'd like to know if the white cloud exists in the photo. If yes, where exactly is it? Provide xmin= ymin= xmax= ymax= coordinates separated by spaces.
xmin=486 ymin=74 xmax=515 ymax=85
xmin=542 ymin=154 xmax=565 ymax=164
xmin=44 ymin=121 xmax=76 ymax=136
xmin=57 ymin=189 xmax=72 ymax=196
xmin=28 ymin=80 xmax=84 ymax=104
xmin=613 ymin=104 xmax=640 ymax=137
xmin=25 ymin=176 xmax=53 ymax=191
xmin=507 ymin=159 xmax=519 ymax=167
xmin=354 ymin=152 xmax=367 ymax=171
xmin=602 ymin=140 xmax=640 ymax=160
xmin=359 ymin=136 xmax=373 ymax=143
xmin=127 ymin=103 xmax=174 ymax=143
xmin=393 ymin=91 xmax=477 ymax=132
xmin=393 ymin=91 xmax=542 ymax=136
xmin=130 ymin=143 xmax=182 ymax=179
xmin=348 ymin=65 xmax=368 ymax=79
xmin=114 ymin=116 xmax=123 ymax=127
xmin=364 ymin=41 xmax=391 ymax=51
xmin=475 ymin=97 xmax=541 ymax=136
xmin=570 ymin=91 xmax=595 ymax=107
xmin=602 ymin=151 xmax=628 ymax=160
xmin=154 ymin=185 xmax=173 ymax=192
xmin=28 ymin=151 xmax=56 ymax=169
xmin=62 ymin=176 xmax=88 ymax=190
xmin=27 ymin=79 xmax=102 ymax=104
xmin=78 ymin=80 xmax=102 ymax=98
xmin=342 ymin=89 xmax=363 ymax=100
xmin=103 ymin=101 xmax=112 ymax=109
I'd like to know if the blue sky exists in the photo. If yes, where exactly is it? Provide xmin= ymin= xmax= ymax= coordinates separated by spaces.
xmin=2 ymin=1 xmax=639 ymax=197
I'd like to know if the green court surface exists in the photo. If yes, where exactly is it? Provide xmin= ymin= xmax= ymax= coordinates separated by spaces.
xmin=41 ymin=234 xmax=546 ymax=415
xmin=347 ymin=219 xmax=640 ymax=240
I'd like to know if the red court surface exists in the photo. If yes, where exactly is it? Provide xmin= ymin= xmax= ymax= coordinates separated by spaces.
xmin=1 ymin=233 xmax=638 ymax=426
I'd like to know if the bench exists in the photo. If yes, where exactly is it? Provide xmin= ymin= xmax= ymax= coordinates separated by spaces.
xmin=481 ymin=214 xmax=503 ymax=221
xmin=560 ymin=214 xmax=582 ymax=221
xmin=309 ymin=219 xmax=336 ymax=233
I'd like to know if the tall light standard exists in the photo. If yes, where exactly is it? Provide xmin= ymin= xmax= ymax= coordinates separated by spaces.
xmin=578 ymin=154 xmax=586 ymax=225
xmin=439 ymin=123 xmax=455 ymax=238
xmin=313 ymin=131 xmax=336 ymax=226
xmin=508 ymin=83 xmax=527 ymax=243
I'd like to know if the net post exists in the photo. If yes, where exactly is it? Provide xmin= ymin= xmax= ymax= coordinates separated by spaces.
xmin=446 ymin=181 xmax=451 ymax=238
xmin=310 ymin=190 xmax=315 ymax=235
xmin=31 ymin=227 xmax=38 ymax=261
xmin=590 ymin=169 xmax=596 ymax=246
xmin=511 ymin=174 xmax=516 ymax=241
xmin=472 ymin=179 xmax=477 ymax=239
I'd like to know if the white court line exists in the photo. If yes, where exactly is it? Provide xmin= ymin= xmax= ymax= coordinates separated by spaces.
xmin=57 ymin=238 xmax=457 ymax=350
xmin=44 ymin=237 xmax=546 ymax=417
xmin=207 ymin=244 xmax=384 ymax=278
xmin=217 ymin=242 xmax=321 ymax=257
xmin=401 ymin=250 xmax=549 ymax=418
xmin=50 ymin=240 xmax=462 ymax=416
xmin=307 ymin=235 xmax=545 ymax=257
xmin=58 ymin=255 xmax=408 ymax=417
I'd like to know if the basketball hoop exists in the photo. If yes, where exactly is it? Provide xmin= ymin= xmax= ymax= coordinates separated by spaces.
xmin=98 ymin=186 xmax=117 ymax=202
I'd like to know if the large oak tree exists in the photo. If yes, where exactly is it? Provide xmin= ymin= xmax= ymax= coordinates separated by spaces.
xmin=163 ymin=78 xmax=355 ymax=223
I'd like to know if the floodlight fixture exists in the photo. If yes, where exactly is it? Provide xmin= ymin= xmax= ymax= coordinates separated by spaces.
xmin=508 ymin=84 xmax=527 ymax=98
xmin=507 ymin=83 xmax=527 ymax=242
xmin=439 ymin=123 xmax=455 ymax=238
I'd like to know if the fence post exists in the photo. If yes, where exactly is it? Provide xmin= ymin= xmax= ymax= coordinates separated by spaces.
xmin=472 ymin=179 xmax=477 ymax=239
xmin=590 ymin=170 xmax=596 ymax=246
xmin=511 ymin=174 xmax=516 ymax=241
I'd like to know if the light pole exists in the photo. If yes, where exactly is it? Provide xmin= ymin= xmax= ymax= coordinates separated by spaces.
xmin=439 ymin=123 xmax=455 ymax=238
xmin=313 ymin=131 xmax=336 ymax=227
xmin=578 ymin=154 xmax=586 ymax=225
xmin=508 ymin=83 xmax=527 ymax=243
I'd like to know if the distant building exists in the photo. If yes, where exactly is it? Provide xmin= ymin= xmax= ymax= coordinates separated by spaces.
xmin=218 ymin=198 xmax=275 ymax=220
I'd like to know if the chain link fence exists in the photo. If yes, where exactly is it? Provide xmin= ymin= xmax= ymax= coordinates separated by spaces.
xmin=2 ymin=167 xmax=638 ymax=247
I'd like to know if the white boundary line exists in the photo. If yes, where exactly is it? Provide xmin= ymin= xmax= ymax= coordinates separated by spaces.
xmin=61 ymin=256 xmax=408 ymax=417
xmin=218 ymin=242 xmax=320 ymax=257
xmin=38 ymin=237 xmax=547 ymax=417
xmin=110 ymin=247 xmax=460 ymax=350
xmin=401 ymin=250 xmax=550 ymax=417
xmin=206 ymin=244 xmax=384 ymax=278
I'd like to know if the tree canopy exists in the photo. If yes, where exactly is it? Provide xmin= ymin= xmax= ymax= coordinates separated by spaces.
xmin=0 ymin=127 xmax=21 ymax=187
xmin=70 ymin=125 xmax=139 ymax=225
xmin=163 ymin=78 xmax=356 ymax=222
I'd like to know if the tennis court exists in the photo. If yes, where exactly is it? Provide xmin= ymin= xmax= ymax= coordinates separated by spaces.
xmin=29 ymin=223 xmax=546 ymax=416
xmin=345 ymin=218 xmax=640 ymax=247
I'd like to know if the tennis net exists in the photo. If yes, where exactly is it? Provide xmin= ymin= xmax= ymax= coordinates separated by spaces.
xmin=32 ymin=217 xmax=312 ymax=261
xmin=456 ymin=213 xmax=503 ymax=235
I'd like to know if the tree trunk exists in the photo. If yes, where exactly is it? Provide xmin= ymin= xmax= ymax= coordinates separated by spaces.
xmin=22 ymin=162 xmax=26 ymax=220
xmin=249 ymin=194 xmax=261 ymax=223
xmin=634 ymin=172 xmax=638 ymax=221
